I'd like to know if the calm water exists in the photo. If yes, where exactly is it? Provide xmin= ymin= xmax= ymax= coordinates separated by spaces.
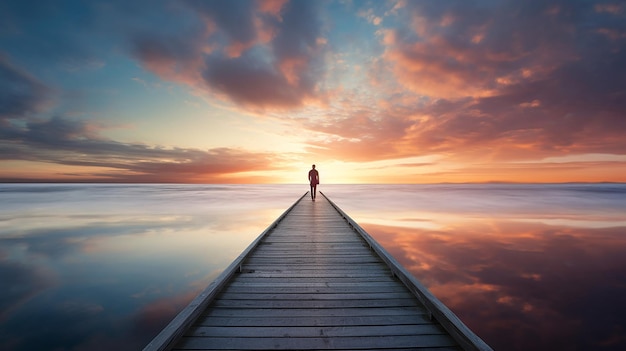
xmin=1 ymin=183 xmax=625 ymax=350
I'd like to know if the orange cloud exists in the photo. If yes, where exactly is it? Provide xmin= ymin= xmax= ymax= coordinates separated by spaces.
xmin=383 ymin=33 xmax=498 ymax=98
xmin=0 ymin=113 xmax=291 ymax=183
xmin=257 ymin=0 xmax=289 ymax=19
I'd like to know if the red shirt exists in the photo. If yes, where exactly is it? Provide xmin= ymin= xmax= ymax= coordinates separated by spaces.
xmin=308 ymin=169 xmax=319 ymax=185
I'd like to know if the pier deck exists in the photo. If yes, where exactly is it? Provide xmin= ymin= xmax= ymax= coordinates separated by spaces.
xmin=145 ymin=192 xmax=492 ymax=350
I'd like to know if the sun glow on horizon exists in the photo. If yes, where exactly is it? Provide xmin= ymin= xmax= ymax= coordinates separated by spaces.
xmin=1 ymin=1 xmax=625 ymax=184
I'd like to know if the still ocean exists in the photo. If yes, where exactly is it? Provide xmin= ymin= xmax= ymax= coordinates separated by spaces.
xmin=1 ymin=183 xmax=625 ymax=350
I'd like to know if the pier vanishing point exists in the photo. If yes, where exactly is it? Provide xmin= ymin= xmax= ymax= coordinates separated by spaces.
xmin=144 ymin=192 xmax=493 ymax=351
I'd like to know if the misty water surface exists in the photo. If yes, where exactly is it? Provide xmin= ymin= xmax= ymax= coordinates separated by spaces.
xmin=1 ymin=183 xmax=625 ymax=350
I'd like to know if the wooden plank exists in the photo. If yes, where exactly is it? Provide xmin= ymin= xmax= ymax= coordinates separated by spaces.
xmin=221 ymin=284 xmax=408 ymax=294
xmin=215 ymin=292 xmax=415 ymax=300
xmin=243 ymin=257 xmax=384 ymax=264
xmin=187 ymin=324 xmax=447 ymax=337
xmin=224 ymin=276 xmax=393 ymax=284
xmin=173 ymin=334 xmax=459 ymax=350
xmin=196 ymin=314 xmax=434 ymax=327
xmin=210 ymin=298 xmax=420 ymax=309
xmin=321 ymin=192 xmax=494 ymax=351
xmin=240 ymin=262 xmax=387 ymax=269
xmin=142 ymin=193 xmax=309 ymax=351
xmin=225 ymin=281 xmax=410 ymax=289
xmin=253 ymin=246 xmax=372 ymax=251
xmin=243 ymin=257 xmax=379 ymax=262
xmin=145 ymin=192 xmax=491 ymax=351
xmin=232 ymin=272 xmax=393 ymax=279
xmin=202 ymin=307 xmax=427 ymax=318
xmin=235 ymin=270 xmax=393 ymax=277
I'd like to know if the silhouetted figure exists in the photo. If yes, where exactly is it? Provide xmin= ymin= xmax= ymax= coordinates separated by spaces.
xmin=308 ymin=164 xmax=319 ymax=201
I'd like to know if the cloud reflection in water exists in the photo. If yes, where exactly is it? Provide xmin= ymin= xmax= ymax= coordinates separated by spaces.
xmin=1 ymin=184 xmax=625 ymax=350
xmin=0 ymin=184 xmax=304 ymax=351
xmin=325 ymin=184 xmax=626 ymax=351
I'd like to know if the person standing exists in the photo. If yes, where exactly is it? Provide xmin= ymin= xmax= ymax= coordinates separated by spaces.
xmin=308 ymin=164 xmax=319 ymax=200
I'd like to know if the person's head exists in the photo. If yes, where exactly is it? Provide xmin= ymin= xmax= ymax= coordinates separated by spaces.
xmin=312 ymin=164 xmax=316 ymax=169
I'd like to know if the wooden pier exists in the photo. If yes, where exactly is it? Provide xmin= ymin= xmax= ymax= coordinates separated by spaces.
xmin=144 ymin=192 xmax=492 ymax=350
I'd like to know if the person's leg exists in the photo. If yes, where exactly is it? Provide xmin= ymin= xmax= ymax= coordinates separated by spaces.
xmin=310 ymin=185 xmax=314 ymax=199
xmin=312 ymin=184 xmax=317 ymax=199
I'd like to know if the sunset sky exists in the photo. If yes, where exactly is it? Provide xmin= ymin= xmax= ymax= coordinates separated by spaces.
xmin=1 ymin=0 xmax=625 ymax=183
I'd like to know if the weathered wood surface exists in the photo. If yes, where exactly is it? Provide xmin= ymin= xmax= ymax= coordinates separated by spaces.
xmin=145 ymin=192 xmax=492 ymax=351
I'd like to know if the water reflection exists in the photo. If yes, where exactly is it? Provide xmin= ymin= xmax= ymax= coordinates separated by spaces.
xmin=0 ymin=184 xmax=304 ymax=351
xmin=326 ymin=184 xmax=626 ymax=351
xmin=1 ymin=184 xmax=625 ymax=351
xmin=358 ymin=222 xmax=626 ymax=350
